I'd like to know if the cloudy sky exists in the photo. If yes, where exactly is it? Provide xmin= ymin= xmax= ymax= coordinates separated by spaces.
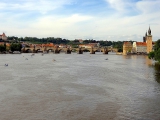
xmin=0 ymin=0 xmax=160 ymax=41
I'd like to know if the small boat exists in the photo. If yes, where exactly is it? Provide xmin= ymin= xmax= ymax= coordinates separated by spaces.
xmin=105 ymin=58 xmax=108 ymax=60
xmin=5 ymin=64 xmax=8 ymax=66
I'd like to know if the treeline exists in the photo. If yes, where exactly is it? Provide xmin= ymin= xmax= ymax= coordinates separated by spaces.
xmin=8 ymin=36 xmax=124 ymax=44
xmin=7 ymin=36 xmax=135 ymax=52
xmin=8 ymin=36 xmax=70 ymax=44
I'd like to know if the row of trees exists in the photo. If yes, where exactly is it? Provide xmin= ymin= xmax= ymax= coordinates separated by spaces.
xmin=7 ymin=37 xmax=70 ymax=44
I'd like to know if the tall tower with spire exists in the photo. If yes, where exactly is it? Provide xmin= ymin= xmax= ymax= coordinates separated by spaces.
xmin=146 ymin=26 xmax=152 ymax=54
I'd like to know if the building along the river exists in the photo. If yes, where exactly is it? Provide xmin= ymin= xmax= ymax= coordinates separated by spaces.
xmin=123 ymin=26 xmax=153 ymax=55
xmin=123 ymin=42 xmax=133 ymax=55
xmin=132 ymin=42 xmax=147 ymax=54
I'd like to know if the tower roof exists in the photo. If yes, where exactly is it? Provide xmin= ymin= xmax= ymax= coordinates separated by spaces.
xmin=145 ymin=31 xmax=147 ymax=36
xmin=148 ymin=26 xmax=151 ymax=35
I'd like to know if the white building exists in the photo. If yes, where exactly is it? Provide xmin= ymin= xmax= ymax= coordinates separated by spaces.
xmin=132 ymin=42 xmax=147 ymax=53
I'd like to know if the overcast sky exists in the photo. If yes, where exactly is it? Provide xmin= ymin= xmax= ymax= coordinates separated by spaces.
xmin=0 ymin=0 xmax=160 ymax=41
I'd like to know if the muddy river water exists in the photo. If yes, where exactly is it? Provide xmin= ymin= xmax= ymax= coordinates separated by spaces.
xmin=0 ymin=52 xmax=160 ymax=120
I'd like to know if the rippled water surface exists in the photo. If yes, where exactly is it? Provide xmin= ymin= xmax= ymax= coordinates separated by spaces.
xmin=0 ymin=52 xmax=160 ymax=120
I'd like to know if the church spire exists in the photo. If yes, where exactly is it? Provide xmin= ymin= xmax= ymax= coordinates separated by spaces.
xmin=148 ymin=26 xmax=151 ymax=35
xmin=145 ymin=31 xmax=147 ymax=36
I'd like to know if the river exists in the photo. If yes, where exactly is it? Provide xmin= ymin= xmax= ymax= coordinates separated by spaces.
xmin=0 ymin=52 xmax=160 ymax=120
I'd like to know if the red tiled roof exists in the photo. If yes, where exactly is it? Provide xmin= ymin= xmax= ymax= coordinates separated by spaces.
xmin=123 ymin=42 xmax=132 ymax=45
xmin=42 ymin=43 xmax=54 ymax=47
xmin=136 ymin=42 xmax=146 ymax=46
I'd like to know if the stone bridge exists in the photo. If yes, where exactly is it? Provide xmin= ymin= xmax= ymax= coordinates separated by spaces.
xmin=21 ymin=46 xmax=117 ymax=54
xmin=72 ymin=47 xmax=118 ymax=54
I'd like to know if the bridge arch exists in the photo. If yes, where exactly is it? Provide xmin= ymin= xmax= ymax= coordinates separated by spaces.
xmin=46 ymin=49 xmax=54 ymax=53
xmin=35 ymin=49 xmax=42 ymax=53
xmin=25 ymin=49 xmax=32 ymax=53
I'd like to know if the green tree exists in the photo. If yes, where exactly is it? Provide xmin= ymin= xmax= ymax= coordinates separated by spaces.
xmin=148 ymin=39 xmax=160 ymax=63
xmin=118 ymin=48 xmax=123 ymax=52
xmin=4 ymin=42 xmax=6 ymax=50
xmin=148 ymin=51 xmax=155 ymax=59
xmin=154 ymin=39 xmax=160 ymax=51
xmin=10 ymin=43 xmax=22 ymax=52
xmin=0 ymin=45 xmax=6 ymax=52
xmin=155 ymin=49 xmax=160 ymax=62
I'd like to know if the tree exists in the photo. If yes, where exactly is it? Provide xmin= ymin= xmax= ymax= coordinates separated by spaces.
xmin=148 ymin=51 xmax=155 ymax=59
xmin=118 ymin=48 xmax=123 ymax=52
xmin=148 ymin=39 xmax=160 ymax=62
xmin=0 ymin=45 xmax=6 ymax=52
xmin=4 ymin=42 xmax=6 ymax=50
xmin=10 ymin=43 xmax=22 ymax=52
xmin=154 ymin=39 xmax=160 ymax=51
xmin=155 ymin=49 xmax=160 ymax=62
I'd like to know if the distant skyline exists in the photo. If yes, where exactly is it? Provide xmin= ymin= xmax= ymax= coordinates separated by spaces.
xmin=0 ymin=0 xmax=160 ymax=41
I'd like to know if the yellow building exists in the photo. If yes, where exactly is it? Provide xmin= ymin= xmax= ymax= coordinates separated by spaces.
xmin=123 ymin=42 xmax=132 ymax=55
